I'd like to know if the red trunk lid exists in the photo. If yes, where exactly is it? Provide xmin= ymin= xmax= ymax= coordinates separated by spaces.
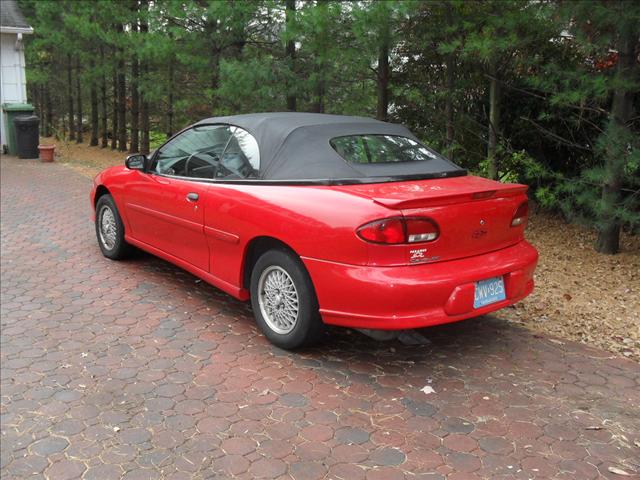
xmin=335 ymin=176 xmax=529 ymax=265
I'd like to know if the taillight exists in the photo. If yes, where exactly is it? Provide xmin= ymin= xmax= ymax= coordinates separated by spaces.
xmin=511 ymin=201 xmax=529 ymax=227
xmin=357 ymin=218 xmax=405 ymax=244
xmin=357 ymin=217 xmax=439 ymax=244
xmin=406 ymin=218 xmax=439 ymax=242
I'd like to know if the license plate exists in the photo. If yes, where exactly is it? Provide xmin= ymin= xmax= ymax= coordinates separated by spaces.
xmin=474 ymin=276 xmax=506 ymax=309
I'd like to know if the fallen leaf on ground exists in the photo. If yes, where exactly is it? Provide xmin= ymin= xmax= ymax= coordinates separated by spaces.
xmin=608 ymin=466 xmax=631 ymax=476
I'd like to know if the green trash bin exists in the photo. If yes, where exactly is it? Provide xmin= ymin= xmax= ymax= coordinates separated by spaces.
xmin=2 ymin=103 xmax=35 ymax=155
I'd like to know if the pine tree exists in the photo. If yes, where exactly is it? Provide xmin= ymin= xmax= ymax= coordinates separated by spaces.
xmin=19 ymin=0 xmax=639 ymax=252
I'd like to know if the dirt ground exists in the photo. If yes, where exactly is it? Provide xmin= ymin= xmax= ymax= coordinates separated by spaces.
xmin=40 ymin=137 xmax=640 ymax=361
xmin=39 ymin=136 xmax=128 ymax=179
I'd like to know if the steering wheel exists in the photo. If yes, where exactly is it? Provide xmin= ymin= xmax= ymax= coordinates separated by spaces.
xmin=184 ymin=150 xmax=222 ymax=178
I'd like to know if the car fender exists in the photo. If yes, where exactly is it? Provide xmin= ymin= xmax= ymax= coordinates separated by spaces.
xmin=91 ymin=166 xmax=133 ymax=232
xmin=202 ymin=183 xmax=390 ymax=290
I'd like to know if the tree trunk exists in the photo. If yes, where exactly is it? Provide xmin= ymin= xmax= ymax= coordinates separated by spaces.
xmin=140 ymin=83 xmax=149 ymax=154
xmin=376 ymin=40 xmax=390 ymax=122
xmin=167 ymin=59 xmax=174 ymax=137
xmin=90 ymin=61 xmax=99 ymax=146
xmin=118 ymin=57 xmax=127 ymax=152
xmin=67 ymin=55 xmax=75 ymax=141
xmin=90 ymin=84 xmax=98 ymax=146
xmin=210 ymin=52 xmax=219 ymax=113
xmin=285 ymin=0 xmax=296 ymax=111
xmin=487 ymin=64 xmax=501 ymax=180
xmin=76 ymin=59 xmax=83 ymax=143
xmin=312 ymin=77 xmax=325 ymax=113
xmin=36 ymin=85 xmax=44 ymax=135
xmin=444 ymin=57 xmax=455 ymax=153
xmin=202 ymin=14 xmax=219 ymax=112
xmin=130 ymin=54 xmax=139 ymax=152
xmin=40 ymin=85 xmax=45 ymax=135
xmin=111 ymin=69 xmax=118 ymax=150
xmin=312 ymin=1 xmax=327 ymax=113
xmin=595 ymin=21 xmax=637 ymax=254
xmin=45 ymin=83 xmax=52 ymax=137
xmin=140 ymin=2 xmax=150 ymax=155
xmin=100 ymin=48 xmax=108 ymax=148
xmin=444 ymin=2 xmax=455 ymax=157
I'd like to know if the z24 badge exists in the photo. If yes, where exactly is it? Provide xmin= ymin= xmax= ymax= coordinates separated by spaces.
xmin=409 ymin=248 xmax=440 ymax=264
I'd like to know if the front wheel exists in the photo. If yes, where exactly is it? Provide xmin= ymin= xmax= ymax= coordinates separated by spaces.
xmin=250 ymin=249 xmax=324 ymax=349
xmin=95 ymin=194 xmax=132 ymax=260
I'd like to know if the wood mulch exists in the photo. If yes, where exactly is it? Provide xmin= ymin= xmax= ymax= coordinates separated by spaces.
xmin=45 ymin=137 xmax=640 ymax=361
xmin=496 ymin=213 xmax=639 ymax=361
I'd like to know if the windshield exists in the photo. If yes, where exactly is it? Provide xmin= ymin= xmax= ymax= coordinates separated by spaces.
xmin=330 ymin=135 xmax=444 ymax=164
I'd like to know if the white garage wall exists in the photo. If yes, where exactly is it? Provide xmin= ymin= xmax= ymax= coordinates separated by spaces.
xmin=1 ymin=32 xmax=28 ymax=148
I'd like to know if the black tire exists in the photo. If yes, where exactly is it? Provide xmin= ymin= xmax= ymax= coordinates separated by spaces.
xmin=250 ymin=248 xmax=325 ymax=349
xmin=95 ymin=194 xmax=132 ymax=260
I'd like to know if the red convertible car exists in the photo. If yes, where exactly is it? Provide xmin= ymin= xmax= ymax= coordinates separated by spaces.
xmin=91 ymin=113 xmax=538 ymax=349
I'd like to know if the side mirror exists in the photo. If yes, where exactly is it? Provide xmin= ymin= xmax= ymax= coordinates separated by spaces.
xmin=125 ymin=153 xmax=147 ymax=171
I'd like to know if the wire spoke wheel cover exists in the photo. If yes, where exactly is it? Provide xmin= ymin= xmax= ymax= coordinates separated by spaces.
xmin=258 ymin=265 xmax=300 ymax=334
xmin=98 ymin=205 xmax=117 ymax=250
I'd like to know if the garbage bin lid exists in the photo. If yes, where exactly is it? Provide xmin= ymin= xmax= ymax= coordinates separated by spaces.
xmin=2 ymin=103 xmax=34 ymax=112
xmin=13 ymin=115 xmax=39 ymax=124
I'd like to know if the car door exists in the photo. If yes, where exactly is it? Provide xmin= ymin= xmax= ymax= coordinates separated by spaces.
xmin=123 ymin=125 xmax=234 ymax=272
xmin=201 ymin=126 xmax=261 ymax=284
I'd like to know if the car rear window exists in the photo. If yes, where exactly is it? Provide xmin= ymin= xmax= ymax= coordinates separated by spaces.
xmin=330 ymin=135 xmax=444 ymax=164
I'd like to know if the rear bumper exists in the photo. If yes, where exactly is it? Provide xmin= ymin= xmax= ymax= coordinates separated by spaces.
xmin=302 ymin=240 xmax=538 ymax=330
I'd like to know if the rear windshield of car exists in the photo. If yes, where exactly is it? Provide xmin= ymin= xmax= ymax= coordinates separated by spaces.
xmin=330 ymin=135 xmax=445 ymax=164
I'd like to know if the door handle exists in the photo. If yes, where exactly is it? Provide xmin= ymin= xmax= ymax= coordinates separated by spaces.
xmin=186 ymin=192 xmax=199 ymax=202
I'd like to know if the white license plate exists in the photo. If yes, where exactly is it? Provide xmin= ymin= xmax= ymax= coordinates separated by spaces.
xmin=474 ymin=276 xmax=506 ymax=309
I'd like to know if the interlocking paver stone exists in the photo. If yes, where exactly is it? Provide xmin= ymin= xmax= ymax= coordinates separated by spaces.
xmin=338 ymin=426 xmax=371 ymax=446
xmin=369 ymin=447 xmax=407 ymax=466
xmin=45 ymin=459 xmax=87 ymax=479
xmin=249 ymin=457 xmax=287 ymax=478
xmin=30 ymin=436 xmax=69 ymax=456
xmin=1 ymin=155 xmax=640 ymax=479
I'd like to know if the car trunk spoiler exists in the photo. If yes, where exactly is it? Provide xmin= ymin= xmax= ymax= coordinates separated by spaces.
xmin=371 ymin=185 xmax=527 ymax=209
xmin=334 ymin=175 xmax=528 ymax=210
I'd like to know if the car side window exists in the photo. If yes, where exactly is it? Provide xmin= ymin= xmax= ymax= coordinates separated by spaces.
xmin=154 ymin=125 xmax=259 ymax=180
xmin=218 ymin=127 xmax=260 ymax=179
xmin=154 ymin=125 xmax=232 ymax=178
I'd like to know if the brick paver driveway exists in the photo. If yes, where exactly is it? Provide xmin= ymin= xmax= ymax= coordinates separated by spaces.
xmin=1 ymin=155 xmax=639 ymax=480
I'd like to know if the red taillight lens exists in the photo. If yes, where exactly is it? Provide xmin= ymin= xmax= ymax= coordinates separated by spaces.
xmin=357 ymin=217 xmax=439 ymax=244
xmin=511 ymin=201 xmax=529 ymax=227
xmin=357 ymin=218 xmax=405 ymax=244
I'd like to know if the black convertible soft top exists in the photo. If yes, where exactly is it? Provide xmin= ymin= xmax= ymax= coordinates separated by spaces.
xmin=194 ymin=112 xmax=465 ymax=183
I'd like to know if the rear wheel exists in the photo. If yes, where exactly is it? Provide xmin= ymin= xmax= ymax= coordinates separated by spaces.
xmin=250 ymin=249 xmax=324 ymax=349
xmin=95 ymin=194 xmax=131 ymax=260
